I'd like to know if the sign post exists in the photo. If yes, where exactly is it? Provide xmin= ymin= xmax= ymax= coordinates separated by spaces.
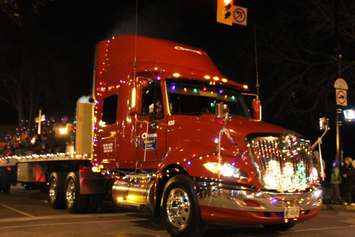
xmin=334 ymin=78 xmax=348 ymax=163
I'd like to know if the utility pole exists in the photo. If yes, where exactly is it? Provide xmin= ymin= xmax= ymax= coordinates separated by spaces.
xmin=333 ymin=0 xmax=348 ymax=164
xmin=334 ymin=76 xmax=348 ymax=164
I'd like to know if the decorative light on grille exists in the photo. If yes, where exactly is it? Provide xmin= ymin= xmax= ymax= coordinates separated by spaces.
xmin=248 ymin=134 xmax=319 ymax=192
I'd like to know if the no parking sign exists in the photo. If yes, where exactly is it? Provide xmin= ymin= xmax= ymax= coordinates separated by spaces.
xmin=233 ymin=5 xmax=248 ymax=26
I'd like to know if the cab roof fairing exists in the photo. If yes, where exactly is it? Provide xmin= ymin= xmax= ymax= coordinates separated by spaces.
xmin=95 ymin=35 xmax=247 ymax=92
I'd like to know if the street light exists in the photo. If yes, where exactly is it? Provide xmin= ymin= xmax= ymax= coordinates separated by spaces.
xmin=54 ymin=123 xmax=72 ymax=138
xmin=343 ymin=109 xmax=355 ymax=122
xmin=58 ymin=126 xmax=69 ymax=136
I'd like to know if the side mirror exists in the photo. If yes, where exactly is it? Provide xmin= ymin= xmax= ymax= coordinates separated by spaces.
xmin=216 ymin=102 xmax=228 ymax=119
xmin=252 ymin=98 xmax=262 ymax=121
xmin=319 ymin=117 xmax=329 ymax=130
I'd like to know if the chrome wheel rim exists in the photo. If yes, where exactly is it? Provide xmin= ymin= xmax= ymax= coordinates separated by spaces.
xmin=166 ymin=187 xmax=191 ymax=230
xmin=65 ymin=179 xmax=76 ymax=208
xmin=49 ymin=178 xmax=56 ymax=202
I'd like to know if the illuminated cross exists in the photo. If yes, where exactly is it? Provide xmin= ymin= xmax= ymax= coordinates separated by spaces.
xmin=35 ymin=109 xmax=46 ymax=135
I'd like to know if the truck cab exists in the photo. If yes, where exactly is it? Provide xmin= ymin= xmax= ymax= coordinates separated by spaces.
xmin=0 ymin=35 xmax=322 ymax=237
xmin=92 ymin=35 xmax=322 ymax=237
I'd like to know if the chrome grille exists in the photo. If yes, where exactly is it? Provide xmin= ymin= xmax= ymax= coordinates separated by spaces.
xmin=247 ymin=133 xmax=318 ymax=192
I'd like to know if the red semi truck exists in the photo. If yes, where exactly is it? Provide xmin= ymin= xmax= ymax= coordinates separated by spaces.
xmin=0 ymin=35 xmax=322 ymax=237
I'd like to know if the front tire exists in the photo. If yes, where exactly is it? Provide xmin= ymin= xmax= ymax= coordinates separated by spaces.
xmin=162 ymin=175 xmax=206 ymax=237
xmin=48 ymin=171 xmax=66 ymax=209
xmin=65 ymin=172 xmax=89 ymax=213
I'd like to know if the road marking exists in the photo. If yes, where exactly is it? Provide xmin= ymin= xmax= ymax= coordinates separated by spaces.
xmin=0 ymin=219 xmax=144 ymax=231
xmin=0 ymin=203 xmax=34 ymax=218
xmin=0 ymin=212 xmax=136 ymax=223
xmin=290 ymin=224 xmax=355 ymax=233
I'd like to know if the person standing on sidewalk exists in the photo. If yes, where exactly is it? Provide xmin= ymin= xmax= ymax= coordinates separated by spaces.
xmin=331 ymin=160 xmax=343 ymax=204
xmin=342 ymin=157 xmax=354 ymax=205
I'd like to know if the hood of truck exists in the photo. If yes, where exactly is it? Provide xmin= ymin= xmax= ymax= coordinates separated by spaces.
xmin=165 ymin=114 xmax=317 ymax=191
xmin=165 ymin=115 xmax=286 ymax=186
xmin=167 ymin=114 xmax=288 ymax=149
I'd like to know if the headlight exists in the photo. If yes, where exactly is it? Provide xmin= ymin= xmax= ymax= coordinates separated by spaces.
xmin=203 ymin=162 xmax=248 ymax=180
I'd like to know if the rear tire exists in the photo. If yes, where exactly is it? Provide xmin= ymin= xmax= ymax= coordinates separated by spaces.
xmin=162 ymin=175 xmax=206 ymax=237
xmin=0 ymin=184 xmax=10 ymax=193
xmin=2 ymin=184 xmax=10 ymax=193
xmin=48 ymin=171 xmax=66 ymax=209
xmin=65 ymin=172 xmax=89 ymax=213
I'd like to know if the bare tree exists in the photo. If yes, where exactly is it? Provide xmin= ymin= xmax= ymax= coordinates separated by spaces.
xmin=258 ymin=0 xmax=355 ymax=132
xmin=0 ymin=0 xmax=52 ymax=125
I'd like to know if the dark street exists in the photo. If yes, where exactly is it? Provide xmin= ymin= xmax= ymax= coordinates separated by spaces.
xmin=0 ymin=186 xmax=354 ymax=237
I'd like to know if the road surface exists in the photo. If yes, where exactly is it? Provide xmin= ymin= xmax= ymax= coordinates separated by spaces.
xmin=0 ymin=186 xmax=355 ymax=237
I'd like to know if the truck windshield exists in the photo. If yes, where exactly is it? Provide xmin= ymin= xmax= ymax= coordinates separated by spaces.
xmin=166 ymin=79 xmax=251 ymax=117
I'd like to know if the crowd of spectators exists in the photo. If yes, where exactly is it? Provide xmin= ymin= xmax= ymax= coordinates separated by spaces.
xmin=330 ymin=156 xmax=355 ymax=205
xmin=0 ymin=119 xmax=72 ymax=157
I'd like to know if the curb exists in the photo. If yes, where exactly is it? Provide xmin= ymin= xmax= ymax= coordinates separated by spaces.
xmin=322 ymin=204 xmax=355 ymax=211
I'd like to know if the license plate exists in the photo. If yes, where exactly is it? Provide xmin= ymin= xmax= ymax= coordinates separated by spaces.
xmin=284 ymin=206 xmax=300 ymax=219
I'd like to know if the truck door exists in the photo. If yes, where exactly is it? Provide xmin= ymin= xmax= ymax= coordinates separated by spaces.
xmin=135 ymin=79 xmax=167 ymax=169
xmin=98 ymin=94 xmax=119 ymax=168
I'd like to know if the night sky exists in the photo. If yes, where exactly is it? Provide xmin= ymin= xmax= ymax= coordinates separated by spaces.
xmin=0 ymin=0 xmax=354 ymax=160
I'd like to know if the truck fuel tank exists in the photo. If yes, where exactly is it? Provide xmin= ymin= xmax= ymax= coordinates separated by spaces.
xmin=112 ymin=173 xmax=155 ymax=209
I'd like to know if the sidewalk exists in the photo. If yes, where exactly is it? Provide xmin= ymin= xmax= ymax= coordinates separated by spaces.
xmin=320 ymin=185 xmax=355 ymax=211
xmin=322 ymin=203 xmax=355 ymax=211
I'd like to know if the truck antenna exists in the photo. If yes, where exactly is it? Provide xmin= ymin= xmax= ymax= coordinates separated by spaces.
xmin=133 ymin=0 xmax=139 ymax=78
xmin=253 ymin=22 xmax=260 ymax=99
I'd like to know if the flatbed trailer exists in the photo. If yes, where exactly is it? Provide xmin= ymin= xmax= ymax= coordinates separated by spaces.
xmin=0 ymin=153 xmax=91 ymax=191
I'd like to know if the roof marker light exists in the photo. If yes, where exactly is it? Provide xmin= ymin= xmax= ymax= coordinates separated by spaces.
xmin=173 ymin=72 xmax=181 ymax=78
xmin=204 ymin=75 xmax=211 ymax=80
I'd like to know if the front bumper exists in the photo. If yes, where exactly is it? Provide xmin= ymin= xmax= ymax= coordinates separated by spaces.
xmin=195 ymin=179 xmax=322 ymax=225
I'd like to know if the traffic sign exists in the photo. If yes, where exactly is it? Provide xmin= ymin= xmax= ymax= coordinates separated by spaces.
xmin=336 ymin=89 xmax=347 ymax=106
xmin=334 ymin=78 xmax=348 ymax=107
xmin=334 ymin=78 xmax=348 ymax=90
xmin=233 ymin=5 xmax=247 ymax=26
